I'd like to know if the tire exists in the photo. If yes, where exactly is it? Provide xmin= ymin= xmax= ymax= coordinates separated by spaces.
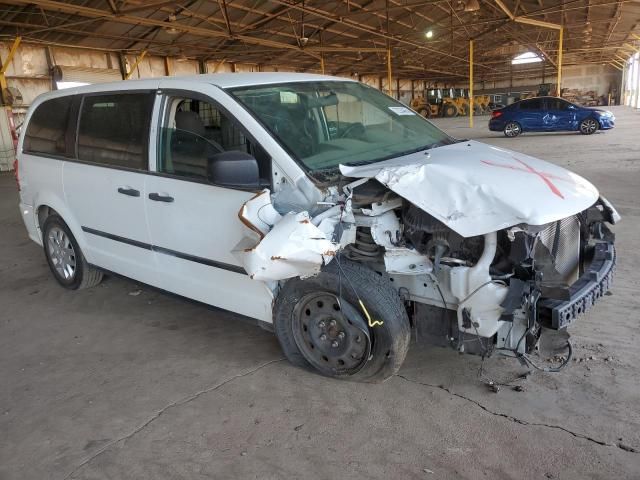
xmin=42 ymin=215 xmax=103 ymax=290
xmin=418 ymin=108 xmax=431 ymax=118
xmin=443 ymin=104 xmax=457 ymax=118
xmin=579 ymin=117 xmax=598 ymax=135
xmin=504 ymin=121 xmax=522 ymax=137
xmin=273 ymin=259 xmax=410 ymax=382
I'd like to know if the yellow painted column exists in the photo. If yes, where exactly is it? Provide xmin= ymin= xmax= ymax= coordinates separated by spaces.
xmin=557 ymin=27 xmax=563 ymax=97
xmin=469 ymin=39 xmax=474 ymax=129
xmin=0 ymin=36 xmax=21 ymax=103
xmin=125 ymin=50 xmax=147 ymax=80
xmin=320 ymin=54 xmax=325 ymax=75
xmin=387 ymin=48 xmax=392 ymax=97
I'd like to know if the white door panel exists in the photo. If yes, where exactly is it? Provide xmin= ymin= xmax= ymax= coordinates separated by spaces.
xmin=144 ymin=176 xmax=274 ymax=322
xmin=63 ymin=162 xmax=156 ymax=282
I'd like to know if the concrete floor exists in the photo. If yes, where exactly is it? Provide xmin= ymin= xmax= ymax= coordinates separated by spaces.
xmin=2 ymin=106 xmax=640 ymax=480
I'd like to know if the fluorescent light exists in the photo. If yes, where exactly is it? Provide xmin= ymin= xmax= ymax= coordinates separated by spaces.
xmin=425 ymin=30 xmax=434 ymax=39
xmin=512 ymin=51 xmax=543 ymax=65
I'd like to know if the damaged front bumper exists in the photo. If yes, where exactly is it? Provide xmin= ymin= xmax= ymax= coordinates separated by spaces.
xmin=538 ymin=241 xmax=616 ymax=330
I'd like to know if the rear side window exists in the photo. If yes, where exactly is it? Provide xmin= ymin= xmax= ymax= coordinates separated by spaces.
xmin=78 ymin=93 xmax=154 ymax=170
xmin=547 ymin=99 xmax=570 ymax=110
xmin=519 ymin=98 xmax=542 ymax=110
xmin=23 ymin=96 xmax=73 ymax=156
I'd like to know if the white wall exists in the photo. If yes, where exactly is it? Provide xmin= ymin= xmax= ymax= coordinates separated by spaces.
xmin=465 ymin=64 xmax=621 ymax=98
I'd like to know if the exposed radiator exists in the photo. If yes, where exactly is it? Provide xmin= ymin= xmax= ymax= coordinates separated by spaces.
xmin=539 ymin=216 xmax=581 ymax=284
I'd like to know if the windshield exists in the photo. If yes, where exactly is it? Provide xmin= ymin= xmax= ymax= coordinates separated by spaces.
xmin=228 ymin=81 xmax=454 ymax=174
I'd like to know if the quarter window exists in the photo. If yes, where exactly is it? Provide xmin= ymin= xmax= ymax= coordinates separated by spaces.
xmin=23 ymin=96 xmax=73 ymax=156
xmin=77 ymin=93 xmax=154 ymax=169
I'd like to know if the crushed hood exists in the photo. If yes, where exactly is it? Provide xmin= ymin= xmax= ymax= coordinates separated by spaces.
xmin=340 ymin=140 xmax=599 ymax=237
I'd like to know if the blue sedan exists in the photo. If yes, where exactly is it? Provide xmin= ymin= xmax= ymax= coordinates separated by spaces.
xmin=488 ymin=96 xmax=615 ymax=137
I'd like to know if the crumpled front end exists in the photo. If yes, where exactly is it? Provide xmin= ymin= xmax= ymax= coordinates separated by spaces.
xmin=232 ymin=154 xmax=619 ymax=362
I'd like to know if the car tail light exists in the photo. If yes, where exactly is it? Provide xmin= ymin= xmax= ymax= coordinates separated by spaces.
xmin=13 ymin=157 xmax=20 ymax=191
xmin=491 ymin=110 xmax=503 ymax=118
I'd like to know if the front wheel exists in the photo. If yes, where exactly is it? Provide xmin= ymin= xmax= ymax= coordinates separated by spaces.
xmin=579 ymin=118 xmax=598 ymax=135
xmin=504 ymin=121 xmax=522 ymax=137
xmin=443 ymin=104 xmax=457 ymax=118
xmin=273 ymin=259 xmax=410 ymax=382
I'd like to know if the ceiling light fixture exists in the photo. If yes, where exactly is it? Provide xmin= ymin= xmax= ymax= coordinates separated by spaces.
xmin=425 ymin=30 xmax=434 ymax=39
xmin=464 ymin=0 xmax=480 ymax=12
xmin=165 ymin=13 xmax=179 ymax=35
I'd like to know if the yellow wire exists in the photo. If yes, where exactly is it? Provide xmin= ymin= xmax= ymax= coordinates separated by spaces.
xmin=359 ymin=299 xmax=383 ymax=327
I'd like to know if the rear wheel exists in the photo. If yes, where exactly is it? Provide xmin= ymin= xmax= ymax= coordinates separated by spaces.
xmin=504 ymin=121 xmax=522 ymax=137
xmin=418 ymin=108 xmax=431 ymax=118
xmin=579 ymin=118 xmax=598 ymax=135
xmin=273 ymin=259 xmax=410 ymax=382
xmin=43 ymin=215 xmax=103 ymax=290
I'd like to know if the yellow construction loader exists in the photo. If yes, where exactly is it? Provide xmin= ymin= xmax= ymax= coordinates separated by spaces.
xmin=411 ymin=89 xmax=458 ymax=117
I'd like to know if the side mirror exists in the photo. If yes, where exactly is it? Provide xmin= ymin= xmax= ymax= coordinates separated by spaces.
xmin=207 ymin=151 xmax=260 ymax=189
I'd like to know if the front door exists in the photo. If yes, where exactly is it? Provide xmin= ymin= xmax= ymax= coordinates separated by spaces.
xmin=144 ymin=89 xmax=275 ymax=322
xmin=64 ymin=92 xmax=157 ymax=284
xmin=543 ymin=98 xmax=575 ymax=131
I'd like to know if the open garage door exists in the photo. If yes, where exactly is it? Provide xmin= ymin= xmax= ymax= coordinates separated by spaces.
xmin=52 ymin=65 xmax=122 ymax=88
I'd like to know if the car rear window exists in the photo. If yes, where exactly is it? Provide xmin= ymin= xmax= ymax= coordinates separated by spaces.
xmin=23 ymin=96 xmax=73 ymax=157
xmin=77 ymin=93 xmax=154 ymax=170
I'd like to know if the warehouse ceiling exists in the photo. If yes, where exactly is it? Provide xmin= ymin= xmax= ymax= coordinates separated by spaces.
xmin=0 ymin=0 xmax=638 ymax=82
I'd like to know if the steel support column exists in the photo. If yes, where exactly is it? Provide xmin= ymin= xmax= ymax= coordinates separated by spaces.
xmin=469 ymin=39 xmax=474 ymax=129
xmin=0 ymin=36 xmax=21 ymax=105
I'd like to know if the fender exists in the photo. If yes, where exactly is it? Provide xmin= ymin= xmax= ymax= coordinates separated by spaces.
xmin=33 ymin=190 xmax=94 ymax=263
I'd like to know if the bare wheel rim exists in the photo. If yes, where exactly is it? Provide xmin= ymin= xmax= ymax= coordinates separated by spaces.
xmin=505 ymin=122 xmax=520 ymax=137
xmin=581 ymin=119 xmax=597 ymax=134
xmin=47 ymin=226 xmax=77 ymax=280
xmin=292 ymin=292 xmax=370 ymax=375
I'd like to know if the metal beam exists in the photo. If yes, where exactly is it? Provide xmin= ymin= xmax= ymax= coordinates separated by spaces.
xmin=124 ymin=50 xmax=147 ymax=80
xmin=469 ymin=39 xmax=473 ymax=129
xmin=0 ymin=36 xmax=21 ymax=105
xmin=266 ymin=0 xmax=490 ymax=67
xmin=387 ymin=48 xmax=393 ymax=96
xmin=0 ymin=35 xmax=21 ymax=75
xmin=2 ymin=0 xmax=307 ymax=53
xmin=558 ymin=27 xmax=563 ymax=94
xmin=495 ymin=0 xmax=562 ymax=30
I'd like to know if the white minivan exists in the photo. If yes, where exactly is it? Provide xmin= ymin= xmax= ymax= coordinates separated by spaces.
xmin=17 ymin=73 xmax=618 ymax=381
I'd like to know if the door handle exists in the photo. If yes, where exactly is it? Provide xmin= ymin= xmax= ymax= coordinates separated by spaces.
xmin=117 ymin=187 xmax=140 ymax=197
xmin=148 ymin=192 xmax=174 ymax=203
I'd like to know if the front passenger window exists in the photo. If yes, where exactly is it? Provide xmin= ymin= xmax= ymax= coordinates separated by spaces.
xmin=158 ymin=98 xmax=270 ymax=186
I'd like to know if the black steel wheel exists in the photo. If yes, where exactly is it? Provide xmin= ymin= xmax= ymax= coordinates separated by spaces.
xmin=273 ymin=259 xmax=410 ymax=382
xmin=291 ymin=293 xmax=371 ymax=376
